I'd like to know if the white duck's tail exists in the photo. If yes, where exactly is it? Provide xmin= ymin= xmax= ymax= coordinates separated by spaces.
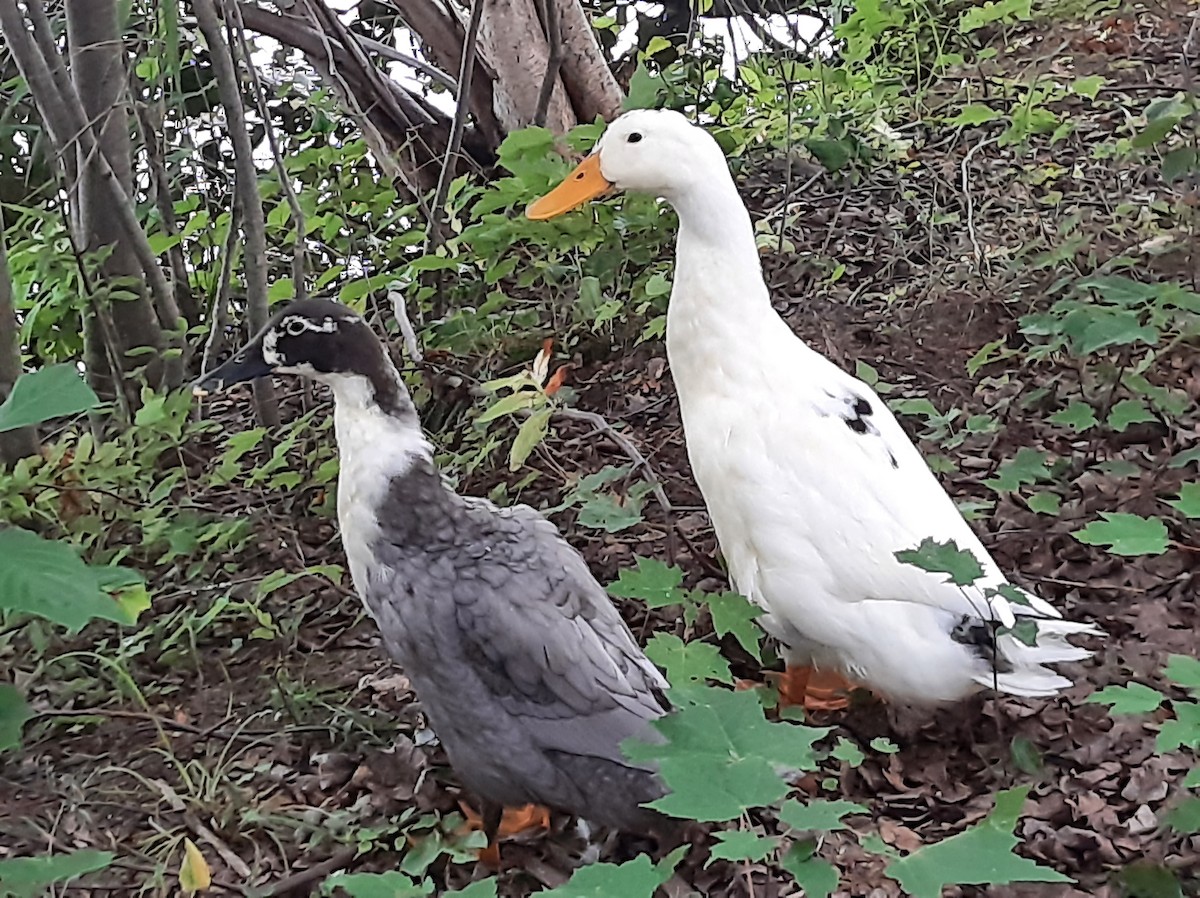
xmin=971 ymin=612 xmax=1102 ymax=697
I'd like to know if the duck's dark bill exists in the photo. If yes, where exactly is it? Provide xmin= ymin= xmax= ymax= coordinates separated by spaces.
xmin=192 ymin=345 xmax=272 ymax=396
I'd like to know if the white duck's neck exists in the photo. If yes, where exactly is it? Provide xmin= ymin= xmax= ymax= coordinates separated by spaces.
xmin=664 ymin=170 xmax=783 ymax=387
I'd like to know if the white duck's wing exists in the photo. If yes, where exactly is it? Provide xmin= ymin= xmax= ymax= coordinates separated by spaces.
xmin=721 ymin=342 xmax=1059 ymax=629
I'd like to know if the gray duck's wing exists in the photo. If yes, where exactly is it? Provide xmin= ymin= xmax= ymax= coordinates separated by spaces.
xmin=453 ymin=498 xmax=669 ymax=761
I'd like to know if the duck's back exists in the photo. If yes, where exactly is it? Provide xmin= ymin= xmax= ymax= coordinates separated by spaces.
xmin=346 ymin=457 xmax=668 ymax=830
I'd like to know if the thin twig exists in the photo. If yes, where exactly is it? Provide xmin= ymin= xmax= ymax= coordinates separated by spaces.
xmin=551 ymin=407 xmax=672 ymax=514
xmin=428 ymin=0 xmax=485 ymax=251
xmin=960 ymin=134 xmax=996 ymax=277
xmin=388 ymin=283 xmax=424 ymax=363
xmin=227 ymin=0 xmax=308 ymax=303
xmin=250 ymin=847 xmax=357 ymax=898
xmin=202 ymin=205 xmax=243 ymax=373
xmin=533 ymin=0 xmax=563 ymax=128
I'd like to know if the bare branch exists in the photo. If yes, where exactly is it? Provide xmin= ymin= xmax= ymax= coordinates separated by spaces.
xmin=429 ymin=0 xmax=485 ymax=249
xmin=533 ymin=0 xmax=563 ymax=128
xmin=388 ymin=283 xmax=424 ymax=363
xmin=202 ymin=206 xmax=243 ymax=374
xmin=227 ymin=0 xmax=308 ymax=303
xmin=194 ymin=0 xmax=280 ymax=426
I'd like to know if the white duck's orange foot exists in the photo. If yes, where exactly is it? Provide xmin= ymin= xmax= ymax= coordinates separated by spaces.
xmin=776 ymin=665 xmax=857 ymax=711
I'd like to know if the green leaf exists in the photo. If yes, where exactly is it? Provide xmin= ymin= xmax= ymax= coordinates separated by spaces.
xmin=708 ymin=830 xmax=780 ymax=863
xmin=804 ymin=138 xmax=853 ymax=171
xmin=984 ymin=447 xmax=1051 ymax=493
xmin=1085 ymin=683 xmax=1165 ymax=715
xmin=830 ymin=737 xmax=865 ymax=766
xmin=1026 ymin=492 xmax=1061 ymax=515
xmin=1107 ymin=398 xmax=1156 ymax=433
xmin=0 ymin=366 xmax=99 ymax=432
xmin=1156 ymin=702 xmax=1200 ymax=752
xmin=0 ymin=851 xmax=115 ymax=898
xmin=886 ymin=787 xmax=1073 ymax=897
xmin=959 ymin=0 xmax=1031 ymax=30
xmin=443 ymin=881 xmax=498 ymax=898
xmin=268 ymin=278 xmax=295 ymax=303
xmin=1049 ymin=401 xmax=1098 ymax=432
xmin=894 ymin=538 xmax=984 ymax=586
xmin=1073 ymin=513 xmax=1169 ymax=556
xmin=540 ymin=855 xmax=669 ymax=898
xmin=645 ymin=633 xmax=733 ymax=685
xmin=780 ymin=844 xmax=837 ymax=897
xmin=1163 ymin=148 xmax=1200 ymax=182
xmin=1071 ymin=75 xmax=1106 ymax=98
xmin=1076 ymin=311 xmax=1158 ymax=355
xmin=608 ymin=557 xmax=685 ymax=607
xmin=870 ymin=737 xmax=899 ymax=753
xmin=320 ymin=871 xmax=429 ymax=897
xmin=509 ymin=407 xmax=551 ymax=471
xmin=625 ymin=685 xmax=827 ymax=822
xmin=0 ymin=685 xmax=32 ymax=752
xmin=644 ymin=35 xmax=672 ymax=55
xmin=1184 ymin=767 xmax=1200 ymax=788
xmin=779 ymin=799 xmax=866 ymax=831
xmin=949 ymin=104 xmax=1000 ymax=126
xmin=1166 ymin=797 xmax=1200 ymax=833
xmin=1116 ymin=861 xmax=1183 ymax=898
xmin=1169 ymin=447 xmax=1200 ymax=469
xmin=701 ymin=590 xmax=763 ymax=660
xmin=1009 ymin=735 xmax=1042 ymax=775
xmin=623 ymin=62 xmax=666 ymax=112
xmin=1165 ymin=483 xmax=1200 ymax=519
xmin=0 ymin=530 xmax=140 ymax=632
xmin=1165 ymin=655 xmax=1200 ymax=693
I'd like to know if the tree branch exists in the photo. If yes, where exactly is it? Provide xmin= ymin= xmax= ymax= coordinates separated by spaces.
xmin=533 ymin=0 xmax=563 ymax=128
xmin=428 ymin=0 xmax=485 ymax=249
xmin=194 ymin=0 xmax=280 ymax=425
xmin=227 ymin=0 xmax=308 ymax=304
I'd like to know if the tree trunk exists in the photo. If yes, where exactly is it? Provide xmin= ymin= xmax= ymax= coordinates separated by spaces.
xmin=66 ymin=0 xmax=169 ymax=399
xmin=0 ymin=214 xmax=38 ymax=465
xmin=476 ymin=0 xmax=574 ymax=134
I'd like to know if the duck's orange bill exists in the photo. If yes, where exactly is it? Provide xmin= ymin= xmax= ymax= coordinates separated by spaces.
xmin=525 ymin=155 xmax=613 ymax=220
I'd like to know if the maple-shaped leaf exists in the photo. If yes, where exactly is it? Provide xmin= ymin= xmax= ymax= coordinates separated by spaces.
xmin=1086 ymin=682 xmax=1166 ymax=715
xmin=1165 ymin=655 xmax=1200 ymax=693
xmin=645 ymin=633 xmax=733 ymax=685
xmin=708 ymin=830 xmax=780 ymax=864
xmin=886 ymin=787 xmax=1074 ymax=897
xmin=1049 ymin=402 xmax=1098 ymax=432
xmin=607 ymin=557 xmax=686 ymax=607
xmin=780 ymin=843 xmax=837 ymax=898
xmin=700 ymin=590 xmax=764 ymax=660
xmin=1073 ymin=513 xmax=1169 ymax=556
xmin=624 ymin=685 xmax=828 ymax=822
xmin=321 ymin=871 xmax=429 ymax=897
xmin=1157 ymin=702 xmax=1200 ymax=753
xmin=983 ymin=447 xmax=1051 ymax=493
xmin=779 ymin=799 xmax=867 ymax=831
xmin=894 ymin=538 xmax=985 ymax=586
xmin=1165 ymin=483 xmax=1200 ymax=519
xmin=1107 ymin=398 xmax=1157 ymax=433
xmin=539 ymin=854 xmax=670 ymax=898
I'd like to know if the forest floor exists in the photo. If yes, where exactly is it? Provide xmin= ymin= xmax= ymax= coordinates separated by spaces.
xmin=3 ymin=1 xmax=1199 ymax=896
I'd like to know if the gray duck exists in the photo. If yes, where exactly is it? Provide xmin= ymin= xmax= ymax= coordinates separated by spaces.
xmin=195 ymin=298 xmax=670 ymax=850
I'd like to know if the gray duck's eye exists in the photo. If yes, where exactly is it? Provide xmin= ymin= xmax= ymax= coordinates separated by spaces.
xmin=284 ymin=318 xmax=309 ymax=337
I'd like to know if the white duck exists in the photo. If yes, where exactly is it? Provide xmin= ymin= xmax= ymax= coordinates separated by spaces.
xmin=527 ymin=109 xmax=1097 ymax=709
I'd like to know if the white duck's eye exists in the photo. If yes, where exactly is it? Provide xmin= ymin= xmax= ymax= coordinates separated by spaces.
xmin=627 ymin=132 xmax=644 ymax=144
xmin=284 ymin=318 xmax=309 ymax=337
